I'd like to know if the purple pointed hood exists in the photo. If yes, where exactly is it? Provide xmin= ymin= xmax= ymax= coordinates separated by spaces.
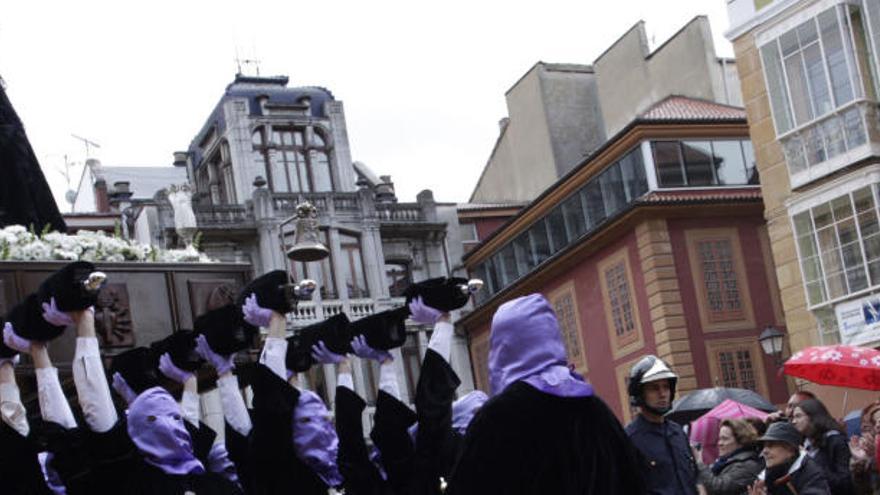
xmin=451 ymin=390 xmax=488 ymax=434
xmin=292 ymin=389 xmax=343 ymax=487
xmin=127 ymin=386 xmax=205 ymax=475
xmin=488 ymin=294 xmax=593 ymax=398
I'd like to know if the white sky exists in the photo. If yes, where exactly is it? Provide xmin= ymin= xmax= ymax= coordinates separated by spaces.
xmin=2 ymin=0 xmax=734 ymax=210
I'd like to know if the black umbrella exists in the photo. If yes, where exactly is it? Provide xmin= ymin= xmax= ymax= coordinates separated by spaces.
xmin=666 ymin=387 xmax=776 ymax=424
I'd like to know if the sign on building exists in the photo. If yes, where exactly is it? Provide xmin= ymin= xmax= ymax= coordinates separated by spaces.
xmin=836 ymin=294 xmax=880 ymax=347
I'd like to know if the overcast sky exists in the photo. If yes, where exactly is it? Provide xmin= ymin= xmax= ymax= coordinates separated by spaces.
xmin=2 ymin=0 xmax=734 ymax=210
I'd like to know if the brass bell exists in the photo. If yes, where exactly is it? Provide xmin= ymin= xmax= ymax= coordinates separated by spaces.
xmin=286 ymin=202 xmax=330 ymax=262
xmin=82 ymin=271 xmax=108 ymax=293
xmin=458 ymin=278 xmax=484 ymax=296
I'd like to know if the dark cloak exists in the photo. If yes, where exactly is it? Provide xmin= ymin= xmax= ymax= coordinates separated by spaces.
xmin=335 ymin=385 xmax=392 ymax=494
xmin=0 ymin=420 xmax=53 ymax=495
xmin=0 ymin=82 xmax=65 ymax=232
xmin=447 ymin=381 xmax=648 ymax=495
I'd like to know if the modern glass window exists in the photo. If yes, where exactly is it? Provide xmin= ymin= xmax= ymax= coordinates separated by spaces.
xmin=459 ymin=222 xmax=478 ymax=243
xmin=651 ymin=139 xmax=757 ymax=188
xmin=339 ymin=232 xmax=369 ymax=298
xmin=792 ymin=184 xmax=880 ymax=307
xmin=529 ymin=220 xmax=553 ymax=267
xmin=760 ymin=4 xmax=875 ymax=179
xmin=252 ymin=126 xmax=334 ymax=193
xmin=471 ymin=147 xmax=646 ymax=303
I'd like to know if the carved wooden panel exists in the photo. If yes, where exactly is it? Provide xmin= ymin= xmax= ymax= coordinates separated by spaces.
xmin=94 ymin=283 xmax=135 ymax=348
xmin=187 ymin=279 xmax=238 ymax=320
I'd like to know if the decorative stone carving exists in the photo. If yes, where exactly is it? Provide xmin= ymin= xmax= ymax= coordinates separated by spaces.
xmin=187 ymin=279 xmax=238 ymax=320
xmin=94 ymin=283 xmax=135 ymax=348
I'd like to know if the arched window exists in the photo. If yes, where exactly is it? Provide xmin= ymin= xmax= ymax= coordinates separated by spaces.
xmin=252 ymin=126 xmax=333 ymax=193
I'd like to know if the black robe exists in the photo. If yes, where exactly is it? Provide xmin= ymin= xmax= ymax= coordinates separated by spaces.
xmin=0 ymin=421 xmax=53 ymax=495
xmin=241 ymin=363 xmax=330 ymax=495
xmin=370 ymin=389 xmax=417 ymax=494
xmin=411 ymin=349 xmax=462 ymax=495
xmin=335 ymin=385 xmax=392 ymax=494
xmin=44 ymin=416 xmax=241 ymax=495
xmin=447 ymin=381 xmax=648 ymax=495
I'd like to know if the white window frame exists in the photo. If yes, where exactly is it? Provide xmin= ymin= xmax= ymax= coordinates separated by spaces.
xmin=757 ymin=0 xmax=879 ymax=187
xmin=788 ymin=164 xmax=880 ymax=309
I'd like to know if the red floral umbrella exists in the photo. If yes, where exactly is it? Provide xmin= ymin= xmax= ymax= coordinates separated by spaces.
xmin=784 ymin=344 xmax=880 ymax=391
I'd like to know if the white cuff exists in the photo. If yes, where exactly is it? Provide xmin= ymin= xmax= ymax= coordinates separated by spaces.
xmin=181 ymin=391 xmax=201 ymax=427
xmin=218 ymin=373 xmax=252 ymax=436
xmin=72 ymin=337 xmax=118 ymax=433
xmin=259 ymin=337 xmax=288 ymax=380
xmin=427 ymin=321 xmax=454 ymax=362
xmin=36 ymin=367 xmax=77 ymax=429
xmin=337 ymin=372 xmax=354 ymax=391
xmin=0 ymin=382 xmax=29 ymax=437
xmin=378 ymin=360 xmax=401 ymax=399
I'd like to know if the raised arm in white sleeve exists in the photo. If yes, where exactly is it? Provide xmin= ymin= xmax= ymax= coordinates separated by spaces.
xmin=181 ymin=388 xmax=201 ymax=428
xmin=259 ymin=312 xmax=289 ymax=380
xmin=427 ymin=319 xmax=454 ymax=363
xmin=32 ymin=344 xmax=77 ymax=430
xmin=217 ymin=372 xmax=252 ymax=436
xmin=71 ymin=310 xmax=118 ymax=433
xmin=0 ymin=360 xmax=28 ymax=437
xmin=378 ymin=360 xmax=401 ymax=399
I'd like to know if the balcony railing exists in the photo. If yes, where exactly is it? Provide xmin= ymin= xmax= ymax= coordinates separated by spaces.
xmin=376 ymin=203 xmax=424 ymax=222
xmin=194 ymin=204 xmax=253 ymax=228
xmin=286 ymin=298 xmax=407 ymax=327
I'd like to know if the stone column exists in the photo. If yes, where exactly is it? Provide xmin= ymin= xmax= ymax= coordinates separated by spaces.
xmin=253 ymin=186 xmax=285 ymax=274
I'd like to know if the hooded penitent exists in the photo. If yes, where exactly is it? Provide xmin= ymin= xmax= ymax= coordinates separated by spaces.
xmin=127 ymin=386 xmax=205 ymax=475
xmin=451 ymin=391 xmax=488 ymax=435
xmin=292 ymin=389 xmax=344 ymax=487
xmin=488 ymin=293 xmax=593 ymax=397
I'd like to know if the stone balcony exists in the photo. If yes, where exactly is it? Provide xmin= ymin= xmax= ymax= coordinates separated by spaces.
xmin=189 ymin=190 xmax=433 ymax=228
xmin=286 ymin=296 xmax=408 ymax=327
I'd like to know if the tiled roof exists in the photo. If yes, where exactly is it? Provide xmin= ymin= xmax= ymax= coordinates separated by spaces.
xmin=639 ymin=188 xmax=762 ymax=204
xmin=638 ymin=95 xmax=747 ymax=122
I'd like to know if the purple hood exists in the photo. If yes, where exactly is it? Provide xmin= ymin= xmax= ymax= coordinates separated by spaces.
xmin=127 ymin=387 xmax=205 ymax=475
xmin=292 ymin=389 xmax=343 ymax=487
xmin=451 ymin=390 xmax=488 ymax=434
xmin=488 ymin=294 xmax=593 ymax=398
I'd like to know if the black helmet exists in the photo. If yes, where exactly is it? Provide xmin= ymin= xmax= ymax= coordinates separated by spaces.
xmin=628 ymin=355 xmax=678 ymax=415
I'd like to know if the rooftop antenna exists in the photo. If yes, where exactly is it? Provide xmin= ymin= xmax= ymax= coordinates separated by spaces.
xmin=234 ymin=42 xmax=261 ymax=76
xmin=71 ymin=134 xmax=101 ymax=158
xmin=54 ymin=154 xmax=79 ymax=213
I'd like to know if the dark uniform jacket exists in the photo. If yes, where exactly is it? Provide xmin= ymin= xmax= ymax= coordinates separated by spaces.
xmin=626 ymin=415 xmax=698 ymax=495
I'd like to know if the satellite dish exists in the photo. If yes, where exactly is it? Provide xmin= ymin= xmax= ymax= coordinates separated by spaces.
xmin=65 ymin=190 xmax=77 ymax=205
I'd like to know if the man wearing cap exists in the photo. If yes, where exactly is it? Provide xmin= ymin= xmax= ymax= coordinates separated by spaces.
xmin=448 ymin=293 xmax=646 ymax=494
xmin=748 ymin=421 xmax=830 ymax=495
xmin=625 ymin=355 xmax=698 ymax=495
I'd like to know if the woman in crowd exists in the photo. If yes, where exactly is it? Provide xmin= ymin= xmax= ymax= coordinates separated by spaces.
xmin=748 ymin=421 xmax=830 ymax=495
xmin=792 ymin=399 xmax=854 ymax=495
xmin=697 ymin=418 xmax=763 ymax=495
xmin=849 ymin=401 xmax=880 ymax=495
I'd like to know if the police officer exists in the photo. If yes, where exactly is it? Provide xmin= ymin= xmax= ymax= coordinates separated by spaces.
xmin=625 ymin=355 xmax=698 ymax=495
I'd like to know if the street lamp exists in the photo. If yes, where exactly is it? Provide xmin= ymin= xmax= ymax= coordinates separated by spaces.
xmin=759 ymin=325 xmax=786 ymax=366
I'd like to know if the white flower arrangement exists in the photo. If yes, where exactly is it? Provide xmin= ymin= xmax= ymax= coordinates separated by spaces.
xmin=0 ymin=225 xmax=215 ymax=263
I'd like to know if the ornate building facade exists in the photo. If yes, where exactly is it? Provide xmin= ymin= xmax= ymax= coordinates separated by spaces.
xmin=74 ymin=74 xmax=475 ymax=409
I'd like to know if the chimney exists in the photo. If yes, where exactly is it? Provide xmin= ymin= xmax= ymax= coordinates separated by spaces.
xmin=95 ymin=178 xmax=109 ymax=213
xmin=173 ymin=151 xmax=188 ymax=167
xmin=374 ymin=175 xmax=397 ymax=203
